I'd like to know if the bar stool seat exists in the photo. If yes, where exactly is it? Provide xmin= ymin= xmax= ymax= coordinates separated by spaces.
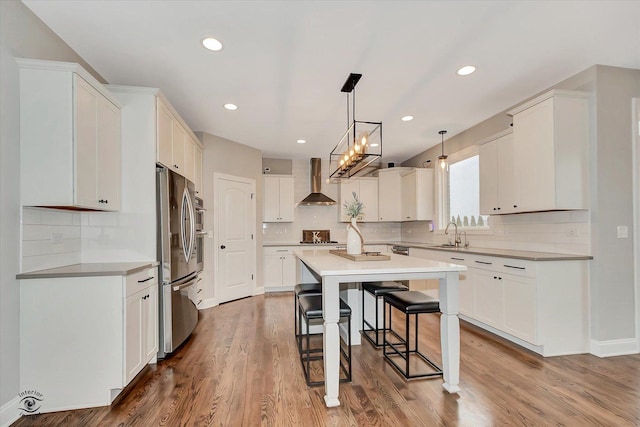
xmin=383 ymin=290 xmax=442 ymax=380
xmin=298 ymin=295 xmax=352 ymax=387
xmin=361 ymin=281 xmax=408 ymax=348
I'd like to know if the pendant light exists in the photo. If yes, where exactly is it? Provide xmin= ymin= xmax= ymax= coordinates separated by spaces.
xmin=329 ymin=73 xmax=382 ymax=179
xmin=437 ymin=130 xmax=448 ymax=171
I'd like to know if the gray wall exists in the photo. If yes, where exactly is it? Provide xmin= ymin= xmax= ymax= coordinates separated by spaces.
xmin=404 ymin=65 xmax=640 ymax=344
xmin=0 ymin=0 xmax=106 ymax=411
xmin=195 ymin=131 xmax=264 ymax=302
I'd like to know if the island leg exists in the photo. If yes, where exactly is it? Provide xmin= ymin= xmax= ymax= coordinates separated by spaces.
xmin=439 ymin=271 xmax=461 ymax=393
xmin=322 ymin=276 xmax=341 ymax=407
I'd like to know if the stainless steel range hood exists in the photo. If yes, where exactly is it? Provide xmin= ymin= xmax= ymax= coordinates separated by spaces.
xmin=299 ymin=158 xmax=336 ymax=206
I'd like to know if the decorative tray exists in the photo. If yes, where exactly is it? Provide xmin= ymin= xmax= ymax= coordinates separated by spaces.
xmin=329 ymin=250 xmax=391 ymax=261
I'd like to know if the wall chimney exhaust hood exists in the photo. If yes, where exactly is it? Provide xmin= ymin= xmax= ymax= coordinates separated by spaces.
xmin=299 ymin=158 xmax=336 ymax=206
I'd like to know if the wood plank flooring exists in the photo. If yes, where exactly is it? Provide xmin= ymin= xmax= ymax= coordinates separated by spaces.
xmin=13 ymin=292 xmax=640 ymax=426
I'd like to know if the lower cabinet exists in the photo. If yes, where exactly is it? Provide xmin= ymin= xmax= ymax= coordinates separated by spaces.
xmin=264 ymin=247 xmax=297 ymax=291
xmin=19 ymin=266 xmax=158 ymax=413
xmin=409 ymin=248 xmax=588 ymax=356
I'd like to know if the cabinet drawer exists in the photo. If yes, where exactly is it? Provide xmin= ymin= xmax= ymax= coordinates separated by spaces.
xmin=125 ymin=268 xmax=158 ymax=297
xmin=469 ymin=255 xmax=535 ymax=278
xmin=263 ymin=246 xmax=295 ymax=256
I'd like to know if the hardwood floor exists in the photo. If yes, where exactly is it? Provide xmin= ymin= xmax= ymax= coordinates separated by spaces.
xmin=13 ymin=292 xmax=640 ymax=426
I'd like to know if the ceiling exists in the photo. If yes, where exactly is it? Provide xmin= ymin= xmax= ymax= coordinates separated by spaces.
xmin=23 ymin=1 xmax=640 ymax=163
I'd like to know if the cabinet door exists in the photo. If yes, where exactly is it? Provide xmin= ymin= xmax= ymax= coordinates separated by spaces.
xmin=414 ymin=169 xmax=434 ymax=220
xmin=124 ymin=291 xmax=144 ymax=384
xmin=513 ymin=98 xmax=556 ymax=211
xmin=96 ymin=95 xmax=121 ymax=211
xmin=503 ymin=274 xmax=538 ymax=344
xmin=184 ymin=138 xmax=195 ymax=184
xmin=378 ymin=170 xmax=401 ymax=221
xmin=156 ymin=100 xmax=173 ymax=168
xmin=194 ymin=145 xmax=203 ymax=195
xmin=401 ymin=173 xmax=416 ymax=220
xmin=75 ymin=75 xmax=99 ymax=209
xmin=473 ymin=269 xmax=504 ymax=329
xmin=281 ymin=254 xmax=297 ymax=288
xmin=263 ymin=253 xmax=284 ymax=289
xmin=497 ymin=134 xmax=517 ymax=213
xmin=263 ymin=177 xmax=281 ymax=222
xmin=278 ymin=177 xmax=295 ymax=222
xmin=171 ymin=121 xmax=186 ymax=174
xmin=358 ymin=178 xmax=378 ymax=222
xmin=479 ymin=140 xmax=498 ymax=215
xmin=143 ymin=286 xmax=159 ymax=363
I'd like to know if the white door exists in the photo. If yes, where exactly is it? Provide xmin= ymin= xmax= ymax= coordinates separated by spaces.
xmin=215 ymin=174 xmax=256 ymax=304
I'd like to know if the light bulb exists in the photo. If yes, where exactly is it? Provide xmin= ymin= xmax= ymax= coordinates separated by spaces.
xmin=440 ymin=159 xmax=447 ymax=169
xmin=344 ymin=153 xmax=349 ymax=162
xmin=355 ymin=144 xmax=360 ymax=153
xmin=362 ymin=136 xmax=367 ymax=145
xmin=350 ymin=149 xmax=354 ymax=157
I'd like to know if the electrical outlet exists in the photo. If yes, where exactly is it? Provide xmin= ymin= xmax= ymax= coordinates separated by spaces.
xmin=51 ymin=232 xmax=63 ymax=243
xmin=617 ymin=226 xmax=629 ymax=239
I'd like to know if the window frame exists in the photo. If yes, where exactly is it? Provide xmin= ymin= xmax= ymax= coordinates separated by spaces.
xmin=435 ymin=145 xmax=492 ymax=235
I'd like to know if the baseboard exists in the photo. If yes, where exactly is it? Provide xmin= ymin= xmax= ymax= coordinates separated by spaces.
xmin=1 ymin=396 xmax=20 ymax=427
xmin=253 ymin=286 xmax=265 ymax=296
xmin=590 ymin=338 xmax=639 ymax=357
xmin=197 ymin=297 xmax=217 ymax=310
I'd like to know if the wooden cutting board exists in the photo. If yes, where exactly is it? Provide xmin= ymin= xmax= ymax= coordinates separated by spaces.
xmin=329 ymin=250 xmax=391 ymax=261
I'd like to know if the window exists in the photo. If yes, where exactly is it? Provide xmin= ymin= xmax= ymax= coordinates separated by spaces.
xmin=439 ymin=150 xmax=489 ymax=230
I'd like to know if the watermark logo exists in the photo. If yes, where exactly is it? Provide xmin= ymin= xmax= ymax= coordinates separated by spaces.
xmin=18 ymin=390 xmax=43 ymax=415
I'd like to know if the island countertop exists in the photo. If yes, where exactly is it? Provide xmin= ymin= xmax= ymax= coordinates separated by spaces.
xmin=294 ymin=248 xmax=467 ymax=277
xmin=17 ymin=261 xmax=158 ymax=279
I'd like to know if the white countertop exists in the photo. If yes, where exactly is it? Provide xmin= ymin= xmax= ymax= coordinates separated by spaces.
xmin=17 ymin=261 xmax=158 ymax=279
xmin=294 ymin=248 xmax=466 ymax=277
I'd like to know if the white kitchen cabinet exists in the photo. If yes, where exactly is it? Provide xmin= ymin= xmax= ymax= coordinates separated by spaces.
xmin=20 ymin=265 xmax=158 ymax=412
xmin=408 ymin=248 xmax=588 ymax=356
xmin=339 ymin=177 xmax=379 ymax=222
xmin=18 ymin=59 xmax=122 ymax=211
xmin=156 ymin=96 xmax=203 ymax=182
xmin=479 ymin=131 xmax=517 ymax=215
xmin=194 ymin=144 xmax=203 ymax=195
xmin=401 ymin=168 xmax=434 ymax=221
xmin=377 ymin=169 xmax=402 ymax=221
xmin=263 ymin=246 xmax=297 ymax=291
xmin=509 ymin=90 xmax=590 ymax=212
xmin=263 ymin=175 xmax=295 ymax=222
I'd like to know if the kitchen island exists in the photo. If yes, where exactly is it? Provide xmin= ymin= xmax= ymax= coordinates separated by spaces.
xmin=294 ymin=249 xmax=466 ymax=408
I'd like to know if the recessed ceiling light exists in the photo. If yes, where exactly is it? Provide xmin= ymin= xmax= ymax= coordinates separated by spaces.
xmin=457 ymin=65 xmax=476 ymax=76
xmin=223 ymin=103 xmax=238 ymax=111
xmin=297 ymin=139 xmax=306 ymax=144
xmin=401 ymin=115 xmax=414 ymax=122
xmin=202 ymin=37 xmax=223 ymax=51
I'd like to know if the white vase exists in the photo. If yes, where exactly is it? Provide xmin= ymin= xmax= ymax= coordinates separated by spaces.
xmin=347 ymin=217 xmax=362 ymax=255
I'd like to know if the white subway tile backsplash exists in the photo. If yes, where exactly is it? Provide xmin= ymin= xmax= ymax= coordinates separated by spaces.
xmin=22 ymin=208 xmax=42 ymax=225
xmin=41 ymin=209 xmax=74 ymax=225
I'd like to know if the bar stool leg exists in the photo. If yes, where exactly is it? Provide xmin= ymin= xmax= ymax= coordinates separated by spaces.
xmin=406 ymin=311 xmax=410 ymax=378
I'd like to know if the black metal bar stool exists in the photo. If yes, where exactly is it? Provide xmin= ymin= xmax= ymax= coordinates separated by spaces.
xmin=361 ymin=281 xmax=408 ymax=348
xmin=294 ymin=283 xmax=322 ymax=351
xmin=298 ymin=294 xmax=352 ymax=387
xmin=383 ymin=290 xmax=443 ymax=380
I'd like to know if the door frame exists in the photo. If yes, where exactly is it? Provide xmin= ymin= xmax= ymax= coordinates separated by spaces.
xmin=213 ymin=172 xmax=256 ymax=305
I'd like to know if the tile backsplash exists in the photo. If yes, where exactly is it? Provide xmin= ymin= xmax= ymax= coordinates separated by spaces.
xmin=22 ymin=207 xmax=81 ymax=272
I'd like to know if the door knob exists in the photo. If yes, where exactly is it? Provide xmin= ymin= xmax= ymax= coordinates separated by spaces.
xmin=220 ymin=245 xmax=226 ymax=249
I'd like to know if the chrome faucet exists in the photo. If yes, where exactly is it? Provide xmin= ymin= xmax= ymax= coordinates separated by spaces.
xmin=459 ymin=230 xmax=469 ymax=248
xmin=444 ymin=222 xmax=461 ymax=248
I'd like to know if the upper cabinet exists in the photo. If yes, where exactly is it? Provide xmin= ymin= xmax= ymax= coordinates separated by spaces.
xmin=263 ymin=175 xmax=294 ymax=222
xmin=479 ymin=131 xmax=517 ymax=215
xmin=339 ymin=177 xmax=378 ymax=222
xmin=509 ymin=90 xmax=590 ymax=212
xmin=155 ymin=96 xmax=203 ymax=192
xmin=401 ymin=168 xmax=434 ymax=221
xmin=377 ymin=169 xmax=402 ymax=221
xmin=18 ymin=59 xmax=121 ymax=211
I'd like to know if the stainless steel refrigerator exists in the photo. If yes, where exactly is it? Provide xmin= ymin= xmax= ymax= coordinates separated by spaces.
xmin=156 ymin=167 xmax=199 ymax=358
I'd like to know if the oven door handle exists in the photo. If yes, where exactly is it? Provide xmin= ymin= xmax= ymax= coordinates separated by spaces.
xmin=173 ymin=276 xmax=198 ymax=292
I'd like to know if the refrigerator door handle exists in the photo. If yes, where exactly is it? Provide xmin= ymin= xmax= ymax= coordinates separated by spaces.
xmin=173 ymin=276 xmax=198 ymax=292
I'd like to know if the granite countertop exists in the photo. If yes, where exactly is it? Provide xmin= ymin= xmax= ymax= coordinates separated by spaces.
xmin=17 ymin=261 xmax=159 ymax=280
xmin=265 ymin=241 xmax=591 ymax=261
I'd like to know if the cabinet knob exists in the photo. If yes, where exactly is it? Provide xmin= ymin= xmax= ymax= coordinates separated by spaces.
xmin=493 ymin=276 xmax=497 ymax=279
xmin=513 ymin=205 xmax=518 ymax=208
xmin=497 ymin=207 xmax=501 ymax=210
xmin=174 ymin=165 xmax=179 ymax=169
xmin=220 ymin=245 xmax=226 ymax=249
